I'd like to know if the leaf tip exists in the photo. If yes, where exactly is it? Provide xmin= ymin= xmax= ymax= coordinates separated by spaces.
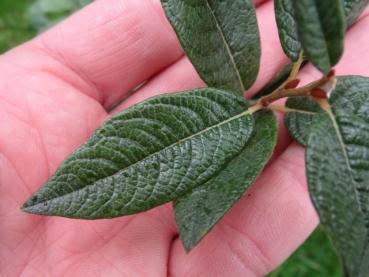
xmin=21 ymin=202 xmax=38 ymax=215
xmin=21 ymin=194 xmax=49 ymax=216
xmin=182 ymin=240 xmax=196 ymax=253
xmin=180 ymin=230 xmax=205 ymax=253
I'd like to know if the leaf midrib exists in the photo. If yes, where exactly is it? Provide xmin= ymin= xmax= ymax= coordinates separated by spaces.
xmin=310 ymin=106 xmax=369 ymax=274
xmin=205 ymin=0 xmax=245 ymax=92
xmin=326 ymin=109 xmax=360 ymax=206
xmin=25 ymin=108 xmax=253 ymax=207
xmin=326 ymin=108 xmax=369 ymax=277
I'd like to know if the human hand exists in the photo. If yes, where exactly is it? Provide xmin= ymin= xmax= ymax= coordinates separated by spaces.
xmin=1 ymin=0 xmax=368 ymax=276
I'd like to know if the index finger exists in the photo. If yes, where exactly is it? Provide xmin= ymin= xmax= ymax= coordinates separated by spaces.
xmin=24 ymin=0 xmax=269 ymax=109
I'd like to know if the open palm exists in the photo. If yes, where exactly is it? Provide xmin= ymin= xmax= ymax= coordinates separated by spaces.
xmin=1 ymin=0 xmax=368 ymax=276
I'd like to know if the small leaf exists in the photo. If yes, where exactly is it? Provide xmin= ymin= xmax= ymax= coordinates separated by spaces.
xmin=275 ymin=0 xmax=301 ymax=61
xmin=291 ymin=0 xmax=345 ymax=74
xmin=343 ymin=0 xmax=369 ymax=26
xmin=306 ymin=76 xmax=369 ymax=276
xmin=174 ymin=110 xmax=277 ymax=251
xmin=161 ymin=0 xmax=260 ymax=95
xmin=22 ymin=88 xmax=254 ymax=219
xmin=284 ymin=96 xmax=321 ymax=146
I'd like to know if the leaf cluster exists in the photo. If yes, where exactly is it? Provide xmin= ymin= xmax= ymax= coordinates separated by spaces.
xmin=22 ymin=0 xmax=369 ymax=275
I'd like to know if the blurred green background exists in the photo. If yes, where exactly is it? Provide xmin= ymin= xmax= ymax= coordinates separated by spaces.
xmin=0 ymin=0 xmax=90 ymax=53
xmin=0 ymin=0 xmax=341 ymax=276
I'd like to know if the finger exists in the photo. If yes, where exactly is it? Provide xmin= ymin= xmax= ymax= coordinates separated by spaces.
xmin=18 ymin=0 xmax=270 ymax=110
xmin=170 ymin=145 xmax=318 ymax=276
xmin=110 ymin=0 xmax=293 ymax=161
xmin=8 ymin=205 xmax=177 ymax=276
xmin=169 ymin=143 xmax=317 ymax=277
xmin=16 ymin=0 xmax=183 ymax=108
xmin=111 ymin=0 xmax=287 ymax=113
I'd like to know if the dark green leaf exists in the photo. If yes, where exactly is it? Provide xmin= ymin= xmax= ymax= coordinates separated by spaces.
xmin=306 ymin=76 xmax=369 ymax=276
xmin=22 ymin=88 xmax=254 ymax=219
xmin=284 ymin=96 xmax=321 ymax=146
xmin=174 ymin=110 xmax=277 ymax=251
xmin=274 ymin=0 xmax=367 ymax=64
xmin=284 ymin=76 xmax=369 ymax=146
xmin=292 ymin=0 xmax=345 ymax=74
xmin=275 ymin=0 xmax=301 ymax=61
xmin=343 ymin=0 xmax=369 ymax=26
xmin=161 ymin=0 xmax=260 ymax=95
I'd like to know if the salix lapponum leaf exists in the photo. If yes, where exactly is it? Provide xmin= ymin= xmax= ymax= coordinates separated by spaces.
xmin=161 ymin=0 xmax=260 ymax=95
xmin=306 ymin=76 xmax=369 ymax=276
xmin=22 ymin=88 xmax=254 ymax=219
xmin=174 ymin=110 xmax=277 ymax=251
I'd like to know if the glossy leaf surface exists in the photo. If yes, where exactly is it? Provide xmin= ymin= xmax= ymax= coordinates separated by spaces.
xmin=292 ymin=0 xmax=345 ymax=73
xmin=161 ymin=0 xmax=260 ymax=95
xmin=174 ymin=110 xmax=277 ymax=251
xmin=22 ymin=89 xmax=254 ymax=219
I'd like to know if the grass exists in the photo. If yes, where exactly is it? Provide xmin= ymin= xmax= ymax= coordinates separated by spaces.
xmin=0 ymin=1 xmax=341 ymax=276
xmin=0 ymin=0 xmax=35 ymax=53
xmin=268 ymin=226 xmax=341 ymax=277
xmin=0 ymin=0 xmax=89 ymax=53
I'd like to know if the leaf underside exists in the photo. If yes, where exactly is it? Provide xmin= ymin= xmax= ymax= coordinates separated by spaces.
xmin=174 ymin=110 xmax=277 ymax=251
xmin=292 ymin=0 xmax=345 ymax=73
xmin=22 ymin=88 xmax=254 ymax=219
xmin=305 ymin=76 xmax=369 ymax=276
xmin=161 ymin=0 xmax=260 ymax=95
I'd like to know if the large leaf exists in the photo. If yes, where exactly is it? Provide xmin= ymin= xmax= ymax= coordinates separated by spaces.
xmin=161 ymin=0 xmax=260 ymax=95
xmin=306 ymin=76 xmax=369 ymax=276
xmin=284 ymin=96 xmax=322 ymax=146
xmin=292 ymin=0 xmax=345 ymax=74
xmin=22 ymin=88 xmax=254 ymax=219
xmin=274 ymin=0 xmax=301 ymax=61
xmin=344 ymin=0 xmax=369 ymax=26
xmin=174 ymin=110 xmax=277 ymax=251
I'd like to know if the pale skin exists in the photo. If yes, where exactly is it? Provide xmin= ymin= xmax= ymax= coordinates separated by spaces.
xmin=0 ymin=0 xmax=368 ymax=276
